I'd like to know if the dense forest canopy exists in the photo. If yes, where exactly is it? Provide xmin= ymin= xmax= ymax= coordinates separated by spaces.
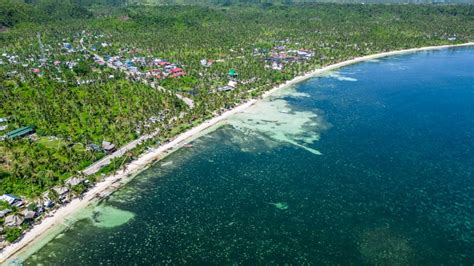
xmin=0 ymin=0 xmax=92 ymax=27
xmin=1 ymin=0 xmax=473 ymax=29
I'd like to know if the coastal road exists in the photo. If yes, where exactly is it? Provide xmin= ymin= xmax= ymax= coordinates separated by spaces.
xmin=82 ymin=130 xmax=160 ymax=176
xmin=78 ymin=36 xmax=192 ymax=175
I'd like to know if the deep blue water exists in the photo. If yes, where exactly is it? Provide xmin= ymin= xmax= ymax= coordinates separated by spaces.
xmin=26 ymin=47 xmax=474 ymax=265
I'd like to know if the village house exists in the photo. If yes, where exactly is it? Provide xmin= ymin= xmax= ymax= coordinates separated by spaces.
xmin=228 ymin=80 xmax=238 ymax=88
xmin=217 ymin=85 xmax=234 ymax=92
xmin=0 ymin=118 xmax=7 ymax=132
xmin=271 ymin=61 xmax=283 ymax=70
xmin=63 ymin=43 xmax=74 ymax=53
xmin=0 ymin=209 xmax=12 ymax=218
xmin=4 ymin=215 xmax=24 ymax=227
xmin=170 ymin=67 xmax=185 ymax=77
xmin=53 ymin=186 xmax=70 ymax=202
xmin=102 ymin=141 xmax=116 ymax=154
xmin=22 ymin=209 xmax=36 ymax=221
xmin=200 ymin=59 xmax=214 ymax=67
xmin=228 ymin=68 xmax=238 ymax=78
xmin=158 ymin=61 xmax=171 ymax=67
xmin=40 ymin=194 xmax=54 ymax=208
xmin=0 ymin=194 xmax=21 ymax=205
xmin=66 ymin=177 xmax=85 ymax=187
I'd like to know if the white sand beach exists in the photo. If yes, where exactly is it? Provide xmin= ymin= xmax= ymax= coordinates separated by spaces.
xmin=1 ymin=42 xmax=473 ymax=263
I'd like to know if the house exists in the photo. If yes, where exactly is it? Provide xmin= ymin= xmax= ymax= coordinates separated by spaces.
xmin=53 ymin=186 xmax=69 ymax=200
xmin=0 ymin=209 xmax=12 ymax=218
xmin=200 ymin=59 xmax=213 ymax=67
xmin=6 ymin=127 xmax=35 ymax=139
xmin=0 ymin=125 xmax=7 ymax=131
xmin=170 ymin=67 xmax=184 ymax=74
xmin=228 ymin=68 xmax=238 ymax=77
xmin=164 ymin=64 xmax=176 ymax=71
xmin=66 ymin=61 xmax=77 ymax=69
xmin=12 ymin=200 xmax=24 ymax=208
xmin=66 ymin=177 xmax=85 ymax=187
xmin=297 ymin=50 xmax=313 ymax=57
xmin=4 ymin=215 xmax=24 ymax=227
xmin=43 ymin=199 xmax=54 ymax=208
xmin=22 ymin=210 xmax=36 ymax=220
xmin=63 ymin=43 xmax=73 ymax=50
xmin=171 ymin=68 xmax=185 ymax=77
xmin=128 ymin=66 xmax=139 ymax=73
xmin=0 ymin=118 xmax=7 ymax=123
xmin=0 ymin=194 xmax=20 ymax=205
xmin=217 ymin=86 xmax=234 ymax=92
xmin=148 ymin=69 xmax=162 ymax=79
xmin=150 ymin=69 xmax=161 ymax=75
xmin=0 ymin=237 xmax=7 ymax=249
xmin=102 ymin=141 xmax=116 ymax=154
xmin=271 ymin=62 xmax=283 ymax=71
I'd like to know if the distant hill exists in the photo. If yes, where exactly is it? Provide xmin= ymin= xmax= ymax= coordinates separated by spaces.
xmin=1 ymin=0 xmax=472 ymax=28
xmin=124 ymin=0 xmax=473 ymax=5
xmin=0 ymin=0 xmax=92 ymax=27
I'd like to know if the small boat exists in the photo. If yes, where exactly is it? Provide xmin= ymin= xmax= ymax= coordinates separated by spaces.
xmin=184 ymin=144 xmax=193 ymax=148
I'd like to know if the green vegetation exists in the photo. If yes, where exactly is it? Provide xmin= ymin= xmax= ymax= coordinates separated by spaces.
xmin=1 ymin=1 xmax=473 ymax=201
xmin=5 ymin=227 xmax=23 ymax=242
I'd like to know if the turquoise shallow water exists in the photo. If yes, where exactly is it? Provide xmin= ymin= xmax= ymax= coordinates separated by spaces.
xmin=25 ymin=47 xmax=474 ymax=265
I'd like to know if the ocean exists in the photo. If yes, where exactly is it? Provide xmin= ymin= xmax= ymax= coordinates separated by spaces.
xmin=25 ymin=47 xmax=474 ymax=265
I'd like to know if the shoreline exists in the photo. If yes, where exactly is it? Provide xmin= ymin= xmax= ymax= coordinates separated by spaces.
xmin=2 ymin=42 xmax=473 ymax=263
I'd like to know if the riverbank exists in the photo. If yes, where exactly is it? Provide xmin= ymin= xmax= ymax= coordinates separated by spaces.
xmin=2 ymin=42 xmax=474 ymax=263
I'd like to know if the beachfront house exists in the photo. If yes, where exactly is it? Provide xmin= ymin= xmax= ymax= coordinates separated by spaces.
xmin=22 ymin=210 xmax=36 ymax=221
xmin=0 ymin=194 xmax=20 ymax=205
xmin=6 ymin=127 xmax=35 ymax=140
xmin=4 ymin=215 xmax=24 ymax=227
xmin=102 ymin=141 xmax=116 ymax=154
xmin=66 ymin=177 xmax=85 ymax=187
xmin=53 ymin=186 xmax=70 ymax=202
